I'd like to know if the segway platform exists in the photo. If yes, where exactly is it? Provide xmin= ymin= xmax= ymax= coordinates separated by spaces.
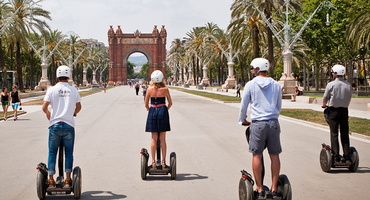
xmin=239 ymin=170 xmax=292 ymax=200
xmin=36 ymin=143 xmax=82 ymax=199
xmin=319 ymin=143 xmax=359 ymax=172
xmin=140 ymin=148 xmax=176 ymax=180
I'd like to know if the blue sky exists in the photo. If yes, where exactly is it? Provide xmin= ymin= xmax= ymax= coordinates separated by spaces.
xmin=40 ymin=0 xmax=233 ymax=49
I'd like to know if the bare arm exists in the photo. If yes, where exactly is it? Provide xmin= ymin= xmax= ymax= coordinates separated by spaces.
xmin=144 ymin=88 xmax=151 ymax=111
xmin=42 ymin=101 xmax=51 ymax=120
xmin=74 ymin=102 xmax=82 ymax=116
xmin=166 ymin=88 xmax=172 ymax=110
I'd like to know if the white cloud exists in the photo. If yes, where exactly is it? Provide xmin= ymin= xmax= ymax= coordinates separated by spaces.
xmin=39 ymin=0 xmax=233 ymax=48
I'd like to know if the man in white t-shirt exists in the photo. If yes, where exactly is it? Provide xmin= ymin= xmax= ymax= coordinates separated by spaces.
xmin=42 ymin=65 xmax=81 ymax=188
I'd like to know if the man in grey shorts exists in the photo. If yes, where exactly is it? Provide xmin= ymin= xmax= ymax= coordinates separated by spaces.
xmin=239 ymin=58 xmax=282 ymax=199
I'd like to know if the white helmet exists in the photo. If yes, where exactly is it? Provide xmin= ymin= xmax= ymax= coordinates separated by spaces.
xmin=56 ymin=65 xmax=71 ymax=78
xmin=332 ymin=64 xmax=346 ymax=76
xmin=151 ymin=70 xmax=164 ymax=83
xmin=250 ymin=58 xmax=269 ymax=71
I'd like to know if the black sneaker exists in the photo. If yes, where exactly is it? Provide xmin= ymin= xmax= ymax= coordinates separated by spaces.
xmin=255 ymin=190 xmax=265 ymax=199
xmin=272 ymin=191 xmax=282 ymax=198
xmin=344 ymin=155 xmax=352 ymax=164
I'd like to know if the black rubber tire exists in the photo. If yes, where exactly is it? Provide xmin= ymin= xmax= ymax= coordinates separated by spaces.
xmin=141 ymin=154 xmax=148 ymax=180
xmin=320 ymin=148 xmax=332 ymax=172
xmin=170 ymin=152 xmax=176 ymax=180
xmin=278 ymin=174 xmax=292 ymax=200
xmin=36 ymin=171 xmax=46 ymax=200
xmin=73 ymin=166 xmax=82 ymax=199
xmin=238 ymin=177 xmax=254 ymax=200
xmin=349 ymin=147 xmax=359 ymax=172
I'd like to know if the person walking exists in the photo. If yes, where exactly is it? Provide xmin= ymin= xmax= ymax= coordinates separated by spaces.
xmin=322 ymin=64 xmax=352 ymax=163
xmin=236 ymin=83 xmax=241 ymax=97
xmin=42 ymin=65 xmax=82 ymax=188
xmin=1 ymin=87 xmax=10 ymax=120
xmin=135 ymin=82 xmax=140 ymax=95
xmin=145 ymin=70 xmax=172 ymax=169
xmin=238 ymin=58 xmax=282 ymax=199
xmin=142 ymin=82 xmax=148 ymax=101
xmin=10 ymin=85 xmax=21 ymax=121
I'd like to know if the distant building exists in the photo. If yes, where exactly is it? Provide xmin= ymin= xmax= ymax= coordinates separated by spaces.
xmin=80 ymin=39 xmax=106 ymax=48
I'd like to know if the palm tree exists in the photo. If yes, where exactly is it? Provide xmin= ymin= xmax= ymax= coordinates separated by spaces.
xmin=0 ymin=1 xmax=11 ymax=88
xmin=229 ymin=0 xmax=302 ymax=75
xmin=184 ymin=27 xmax=206 ymax=85
xmin=9 ymin=0 xmax=51 ymax=90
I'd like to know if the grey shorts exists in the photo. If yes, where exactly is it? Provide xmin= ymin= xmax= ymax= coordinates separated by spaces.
xmin=249 ymin=119 xmax=282 ymax=155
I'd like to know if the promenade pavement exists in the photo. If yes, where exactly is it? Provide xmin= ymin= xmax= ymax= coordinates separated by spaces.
xmin=1 ymin=86 xmax=370 ymax=200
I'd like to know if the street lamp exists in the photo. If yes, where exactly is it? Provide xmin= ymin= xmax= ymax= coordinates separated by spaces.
xmin=248 ymin=0 xmax=335 ymax=94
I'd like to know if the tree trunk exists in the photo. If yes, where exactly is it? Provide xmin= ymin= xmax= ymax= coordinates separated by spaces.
xmin=0 ymin=38 xmax=7 ymax=88
xmin=252 ymin=24 xmax=260 ymax=58
xmin=16 ymin=41 xmax=24 ymax=91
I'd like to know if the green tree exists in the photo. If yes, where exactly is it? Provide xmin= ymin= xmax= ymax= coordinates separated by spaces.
xmin=9 ymin=0 xmax=51 ymax=91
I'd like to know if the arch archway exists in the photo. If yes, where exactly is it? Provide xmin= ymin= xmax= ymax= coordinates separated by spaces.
xmin=107 ymin=25 xmax=167 ymax=85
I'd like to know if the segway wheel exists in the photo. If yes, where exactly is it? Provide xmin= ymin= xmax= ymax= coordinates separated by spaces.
xmin=170 ymin=152 xmax=176 ymax=180
xmin=320 ymin=148 xmax=332 ymax=172
xmin=72 ymin=166 xmax=82 ymax=199
xmin=141 ymin=154 xmax=148 ymax=180
xmin=238 ymin=177 xmax=253 ymax=200
xmin=277 ymin=174 xmax=292 ymax=200
xmin=36 ymin=171 xmax=46 ymax=200
xmin=349 ymin=147 xmax=359 ymax=172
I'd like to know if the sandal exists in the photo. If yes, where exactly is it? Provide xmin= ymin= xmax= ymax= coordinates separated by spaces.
xmin=161 ymin=160 xmax=167 ymax=169
xmin=151 ymin=161 xmax=156 ymax=169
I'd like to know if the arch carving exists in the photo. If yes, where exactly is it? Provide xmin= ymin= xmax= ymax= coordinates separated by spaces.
xmin=107 ymin=25 xmax=167 ymax=85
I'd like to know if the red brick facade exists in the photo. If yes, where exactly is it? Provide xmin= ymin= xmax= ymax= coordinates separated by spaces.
xmin=107 ymin=25 xmax=167 ymax=85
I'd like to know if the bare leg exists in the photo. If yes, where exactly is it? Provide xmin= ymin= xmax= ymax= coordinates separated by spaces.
xmin=13 ymin=107 xmax=18 ymax=118
xmin=66 ymin=172 xmax=71 ymax=180
xmin=159 ymin=132 xmax=167 ymax=165
xmin=150 ymin=132 xmax=158 ymax=166
xmin=252 ymin=154 xmax=264 ymax=192
xmin=2 ymin=105 xmax=5 ymax=119
xmin=270 ymin=154 xmax=281 ymax=192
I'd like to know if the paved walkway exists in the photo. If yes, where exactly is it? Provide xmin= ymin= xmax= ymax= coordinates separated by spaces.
xmin=2 ymin=86 xmax=370 ymax=200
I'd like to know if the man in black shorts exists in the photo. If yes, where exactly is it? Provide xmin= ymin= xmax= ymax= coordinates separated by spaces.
xmin=239 ymin=58 xmax=282 ymax=199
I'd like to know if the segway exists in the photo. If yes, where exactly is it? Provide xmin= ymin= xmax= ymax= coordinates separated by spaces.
xmin=319 ymin=143 xmax=359 ymax=172
xmin=239 ymin=126 xmax=292 ymax=200
xmin=320 ymin=107 xmax=359 ymax=172
xmin=36 ymin=141 xmax=82 ymax=199
xmin=140 ymin=132 xmax=176 ymax=180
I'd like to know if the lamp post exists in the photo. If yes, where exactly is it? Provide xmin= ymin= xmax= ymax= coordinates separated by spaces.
xmin=249 ymin=0 xmax=335 ymax=94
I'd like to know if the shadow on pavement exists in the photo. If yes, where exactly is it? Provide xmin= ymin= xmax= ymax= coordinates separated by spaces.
xmin=176 ymin=173 xmax=208 ymax=181
xmin=44 ymin=191 xmax=127 ymax=199
xmin=327 ymin=167 xmax=370 ymax=174
xmin=82 ymin=191 xmax=127 ymax=199
xmin=143 ymin=173 xmax=208 ymax=181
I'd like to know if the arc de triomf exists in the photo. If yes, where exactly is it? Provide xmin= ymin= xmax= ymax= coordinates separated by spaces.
xmin=107 ymin=25 xmax=167 ymax=85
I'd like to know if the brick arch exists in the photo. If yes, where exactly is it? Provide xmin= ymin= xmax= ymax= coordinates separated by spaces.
xmin=107 ymin=25 xmax=167 ymax=85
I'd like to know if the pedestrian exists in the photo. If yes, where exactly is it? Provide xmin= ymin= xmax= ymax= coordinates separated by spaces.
xmin=238 ymin=58 xmax=282 ymax=199
xmin=10 ymin=85 xmax=22 ymax=121
xmin=322 ymin=64 xmax=352 ymax=164
xmin=142 ymin=82 xmax=148 ymax=101
xmin=145 ymin=70 xmax=173 ymax=169
xmin=291 ymin=86 xmax=303 ymax=102
xmin=103 ymin=82 xmax=107 ymax=93
xmin=236 ymin=83 xmax=241 ymax=97
xmin=1 ymin=87 xmax=10 ymax=120
xmin=135 ymin=82 xmax=140 ymax=95
xmin=42 ymin=65 xmax=82 ymax=189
